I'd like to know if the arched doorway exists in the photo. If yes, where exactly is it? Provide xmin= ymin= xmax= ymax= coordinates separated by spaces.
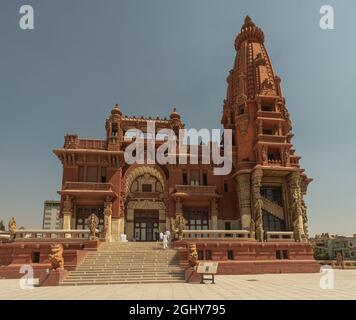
xmin=123 ymin=166 xmax=167 ymax=241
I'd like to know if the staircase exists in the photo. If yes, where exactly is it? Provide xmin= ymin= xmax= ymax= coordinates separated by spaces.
xmin=61 ymin=242 xmax=185 ymax=286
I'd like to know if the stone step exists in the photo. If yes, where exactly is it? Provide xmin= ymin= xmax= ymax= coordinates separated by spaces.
xmin=61 ymin=278 xmax=185 ymax=286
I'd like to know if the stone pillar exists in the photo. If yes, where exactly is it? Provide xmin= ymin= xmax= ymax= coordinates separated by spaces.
xmin=251 ymin=168 xmax=264 ymax=241
xmin=235 ymin=173 xmax=251 ymax=230
xmin=210 ymin=198 xmax=218 ymax=230
xmin=175 ymin=197 xmax=183 ymax=217
xmin=104 ymin=197 xmax=113 ymax=242
xmin=287 ymin=171 xmax=306 ymax=242
xmin=62 ymin=195 xmax=73 ymax=238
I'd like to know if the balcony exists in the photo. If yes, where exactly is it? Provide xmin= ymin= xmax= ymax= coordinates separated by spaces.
xmin=258 ymin=134 xmax=286 ymax=144
xmin=78 ymin=139 xmax=107 ymax=150
xmin=257 ymin=110 xmax=282 ymax=119
xmin=60 ymin=182 xmax=116 ymax=197
xmin=174 ymin=185 xmax=220 ymax=199
xmin=63 ymin=135 xmax=107 ymax=150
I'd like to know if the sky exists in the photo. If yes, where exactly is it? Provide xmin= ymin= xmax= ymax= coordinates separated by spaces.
xmin=0 ymin=0 xmax=355 ymax=236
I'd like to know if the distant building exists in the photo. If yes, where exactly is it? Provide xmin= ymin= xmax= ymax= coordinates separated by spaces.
xmin=312 ymin=234 xmax=356 ymax=260
xmin=42 ymin=201 xmax=62 ymax=229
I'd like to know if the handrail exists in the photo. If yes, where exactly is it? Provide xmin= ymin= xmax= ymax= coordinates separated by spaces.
xmin=182 ymin=229 xmax=255 ymax=240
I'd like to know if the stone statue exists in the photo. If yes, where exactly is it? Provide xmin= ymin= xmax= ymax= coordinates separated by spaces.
xmin=49 ymin=243 xmax=64 ymax=270
xmin=254 ymin=198 xmax=264 ymax=242
xmin=8 ymin=217 xmax=16 ymax=242
xmin=293 ymin=214 xmax=304 ymax=243
xmin=188 ymin=243 xmax=198 ymax=268
xmin=261 ymin=146 xmax=268 ymax=165
xmin=88 ymin=213 xmax=99 ymax=240
xmin=249 ymin=219 xmax=255 ymax=234
xmin=171 ymin=215 xmax=186 ymax=241
xmin=104 ymin=200 xmax=112 ymax=242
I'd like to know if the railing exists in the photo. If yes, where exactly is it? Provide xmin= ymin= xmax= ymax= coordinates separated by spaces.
xmin=182 ymin=229 xmax=254 ymax=240
xmin=175 ymin=185 xmax=217 ymax=194
xmin=78 ymin=139 xmax=107 ymax=150
xmin=64 ymin=182 xmax=113 ymax=191
xmin=266 ymin=231 xmax=294 ymax=242
xmin=257 ymin=110 xmax=282 ymax=119
xmin=258 ymin=134 xmax=286 ymax=143
xmin=261 ymin=196 xmax=284 ymax=220
xmin=13 ymin=229 xmax=91 ymax=240
xmin=318 ymin=260 xmax=356 ymax=269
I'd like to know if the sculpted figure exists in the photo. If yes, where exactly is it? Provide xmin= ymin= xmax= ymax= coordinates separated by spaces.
xmin=8 ymin=217 xmax=16 ymax=242
xmin=88 ymin=213 xmax=99 ymax=239
xmin=49 ymin=243 xmax=64 ymax=270
xmin=171 ymin=215 xmax=186 ymax=241
xmin=254 ymin=198 xmax=264 ymax=242
xmin=188 ymin=243 xmax=198 ymax=268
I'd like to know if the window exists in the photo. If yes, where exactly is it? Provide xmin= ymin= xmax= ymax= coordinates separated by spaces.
xmin=225 ymin=222 xmax=231 ymax=230
xmin=182 ymin=171 xmax=188 ymax=185
xmin=263 ymin=128 xmax=273 ymax=135
xmin=261 ymin=104 xmax=275 ymax=112
xmin=101 ymin=167 xmax=107 ymax=183
xmin=190 ymin=170 xmax=200 ymax=185
xmin=205 ymin=250 xmax=212 ymax=260
xmin=227 ymin=250 xmax=234 ymax=260
xmin=87 ymin=166 xmax=98 ymax=182
xmin=183 ymin=209 xmax=209 ymax=234
xmin=32 ymin=252 xmax=40 ymax=263
xmin=78 ymin=166 xmax=84 ymax=182
xmin=263 ymin=211 xmax=286 ymax=232
xmin=198 ymin=250 xmax=204 ymax=260
xmin=276 ymin=250 xmax=289 ymax=260
xmin=142 ymin=184 xmax=152 ymax=192
xmin=202 ymin=172 xmax=208 ymax=186
xmin=261 ymin=186 xmax=283 ymax=206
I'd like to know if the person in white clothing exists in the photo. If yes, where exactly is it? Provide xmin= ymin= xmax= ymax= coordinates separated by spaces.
xmin=159 ymin=232 xmax=164 ymax=241
xmin=162 ymin=234 xmax=168 ymax=249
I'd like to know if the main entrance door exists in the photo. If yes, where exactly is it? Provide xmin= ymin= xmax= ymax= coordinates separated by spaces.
xmin=134 ymin=210 xmax=159 ymax=241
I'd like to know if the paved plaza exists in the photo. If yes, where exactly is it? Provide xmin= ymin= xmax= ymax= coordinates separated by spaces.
xmin=0 ymin=270 xmax=355 ymax=300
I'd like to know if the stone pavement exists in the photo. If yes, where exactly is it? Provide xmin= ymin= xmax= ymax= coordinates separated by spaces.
xmin=0 ymin=270 xmax=355 ymax=300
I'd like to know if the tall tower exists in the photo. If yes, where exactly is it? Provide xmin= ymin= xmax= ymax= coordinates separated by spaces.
xmin=222 ymin=16 xmax=312 ymax=241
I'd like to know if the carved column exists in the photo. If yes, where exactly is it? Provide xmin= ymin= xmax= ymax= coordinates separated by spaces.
xmin=62 ymin=195 xmax=73 ymax=238
xmin=210 ymin=198 xmax=218 ymax=230
xmin=235 ymin=173 xmax=251 ymax=230
xmin=287 ymin=171 xmax=306 ymax=242
xmin=175 ymin=197 xmax=183 ymax=217
xmin=252 ymin=168 xmax=264 ymax=241
xmin=104 ymin=197 xmax=113 ymax=242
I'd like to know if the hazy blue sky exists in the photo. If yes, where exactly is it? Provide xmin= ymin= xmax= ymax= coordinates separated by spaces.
xmin=0 ymin=0 xmax=355 ymax=236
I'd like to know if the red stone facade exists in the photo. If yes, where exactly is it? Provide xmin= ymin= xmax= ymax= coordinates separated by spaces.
xmin=53 ymin=16 xmax=312 ymax=244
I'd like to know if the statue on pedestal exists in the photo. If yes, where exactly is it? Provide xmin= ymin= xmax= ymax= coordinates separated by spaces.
xmin=8 ymin=217 xmax=16 ymax=242
xmin=49 ymin=244 xmax=64 ymax=270
xmin=88 ymin=213 xmax=99 ymax=240
xmin=188 ymin=243 xmax=198 ymax=268
xmin=171 ymin=215 xmax=186 ymax=241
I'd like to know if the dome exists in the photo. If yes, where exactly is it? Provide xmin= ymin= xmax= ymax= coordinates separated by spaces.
xmin=170 ymin=107 xmax=180 ymax=120
xmin=111 ymin=103 xmax=122 ymax=116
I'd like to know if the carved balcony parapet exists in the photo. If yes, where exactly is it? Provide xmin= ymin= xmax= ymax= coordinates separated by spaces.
xmin=60 ymin=182 xmax=117 ymax=197
xmin=78 ymin=139 xmax=107 ymax=150
xmin=174 ymin=185 xmax=220 ymax=198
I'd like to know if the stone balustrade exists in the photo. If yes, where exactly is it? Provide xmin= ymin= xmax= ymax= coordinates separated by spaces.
xmin=78 ymin=139 xmax=107 ymax=150
xmin=182 ymin=229 xmax=255 ymax=240
xmin=266 ymin=231 xmax=294 ymax=242
xmin=64 ymin=182 xmax=113 ymax=191
xmin=176 ymin=185 xmax=217 ymax=194
xmin=13 ymin=229 xmax=91 ymax=240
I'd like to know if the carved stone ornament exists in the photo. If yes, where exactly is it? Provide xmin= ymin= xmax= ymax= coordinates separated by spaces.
xmin=188 ymin=243 xmax=198 ymax=268
xmin=49 ymin=243 xmax=64 ymax=270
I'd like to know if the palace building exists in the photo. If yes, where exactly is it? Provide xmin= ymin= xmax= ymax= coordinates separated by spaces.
xmin=53 ymin=16 xmax=312 ymax=244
